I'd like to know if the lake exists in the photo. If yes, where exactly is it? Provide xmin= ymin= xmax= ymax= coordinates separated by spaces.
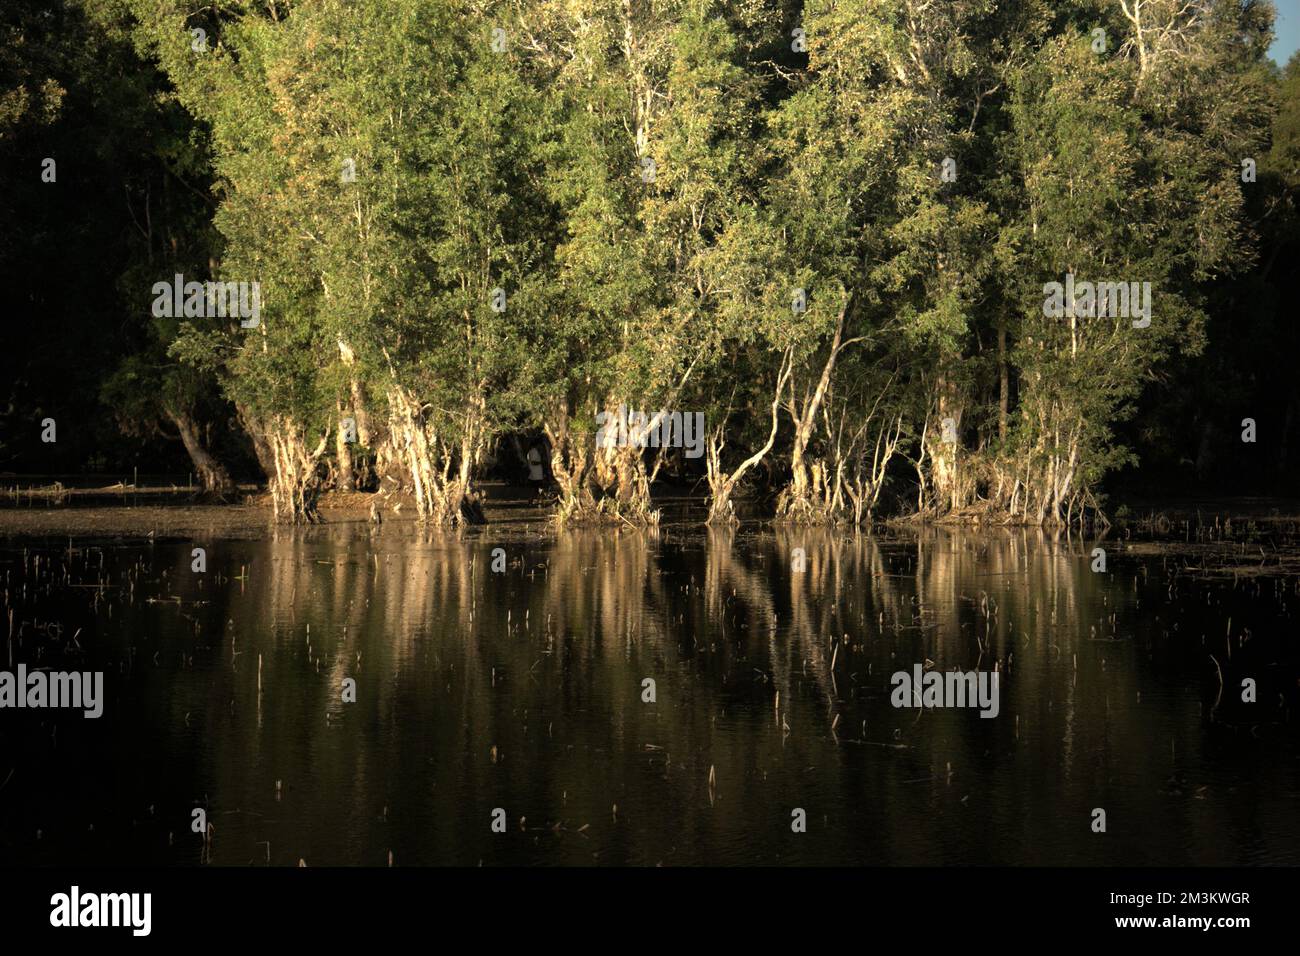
xmin=2 ymin=520 xmax=1297 ymax=865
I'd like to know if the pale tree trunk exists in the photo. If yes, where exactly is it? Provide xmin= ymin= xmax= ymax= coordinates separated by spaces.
xmin=592 ymin=411 xmax=656 ymax=522
xmin=335 ymin=400 xmax=355 ymax=492
xmin=707 ymin=348 xmax=794 ymax=524
xmin=777 ymin=300 xmax=862 ymax=522
xmin=586 ymin=356 xmax=700 ymax=524
xmin=336 ymin=339 xmax=373 ymax=445
xmin=843 ymin=413 xmax=904 ymax=526
xmin=998 ymin=319 xmax=1009 ymax=443
xmin=266 ymin=416 xmax=328 ymax=523
xmin=544 ymin=400 xmax=597 ymax=522
xmin=545 ymin=396 xmax=686 ymax=526
xmin=922 ymin=370 xmax=965 ymax=515
xmin=385 ymin=383 xmax=480 ymax=526
xmin=334 ymin=339 xmax=375 ymax=493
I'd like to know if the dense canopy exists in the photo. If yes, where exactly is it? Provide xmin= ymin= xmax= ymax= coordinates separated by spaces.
xmin=3 ymin=0 xmax=1296 ymax=525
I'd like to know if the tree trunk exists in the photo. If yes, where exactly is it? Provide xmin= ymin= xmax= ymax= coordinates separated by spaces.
xmin=336 ymin=400 xmax=355 ymax=492
xmin=707 ymin=348 xmax=793 ymax=524
xmin=266 ymin=416 xmax=327 ymax=523
xmin=777 ymin=301 xmax=856 ymax=522
xmin=998 ymin=319 xmax=1009 ymax=443
xmin=385 ymin=383 xmax=480 ymax=526
xmin=236 ymin=402 xmax=276 ymax=482
xmin=166 ymin=406 xmax=234 ymax=494
xmin=923 ymin=371 xmax=964 ymax=514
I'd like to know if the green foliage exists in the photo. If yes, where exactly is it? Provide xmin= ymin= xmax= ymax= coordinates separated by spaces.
xmin=17 ymin=0 xmax=1288 ymax=518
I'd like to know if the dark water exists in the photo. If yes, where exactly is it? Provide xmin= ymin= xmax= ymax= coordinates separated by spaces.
xmin=2 ymin=524 xmax=1298 ymax=866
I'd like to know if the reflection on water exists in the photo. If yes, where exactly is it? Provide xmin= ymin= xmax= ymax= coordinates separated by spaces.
xmin=2 ymin=525 xmax=1298 ymax=865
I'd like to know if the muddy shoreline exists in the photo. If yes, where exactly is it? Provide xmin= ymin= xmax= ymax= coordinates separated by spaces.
xmin=5 ymin=482 xmax=1300 ymax=542
xmin=0 ymin=488 xmax=541 ymax=538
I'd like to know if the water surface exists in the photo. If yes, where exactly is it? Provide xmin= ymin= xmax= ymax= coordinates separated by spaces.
xmin=2 ymin=524 xmax=1297 ymax=866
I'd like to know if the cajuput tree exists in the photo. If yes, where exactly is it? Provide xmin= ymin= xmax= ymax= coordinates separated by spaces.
xmin=379 ymin=0 xmax=552 ymax=524
xmin=980 ymin=0 xmax=1275 ymax=524
xmin=525 ymin=0 xmax=768 ymax=523
xmin=109 ymin=0 xmax=1284 ymax=526
xmin=742 ymin=0 xmax=997 ymax=524
xmin=127 ymin=0 xmax=550 ymax=522
xmin=126 ymin=0 xmax=341 ymax=519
